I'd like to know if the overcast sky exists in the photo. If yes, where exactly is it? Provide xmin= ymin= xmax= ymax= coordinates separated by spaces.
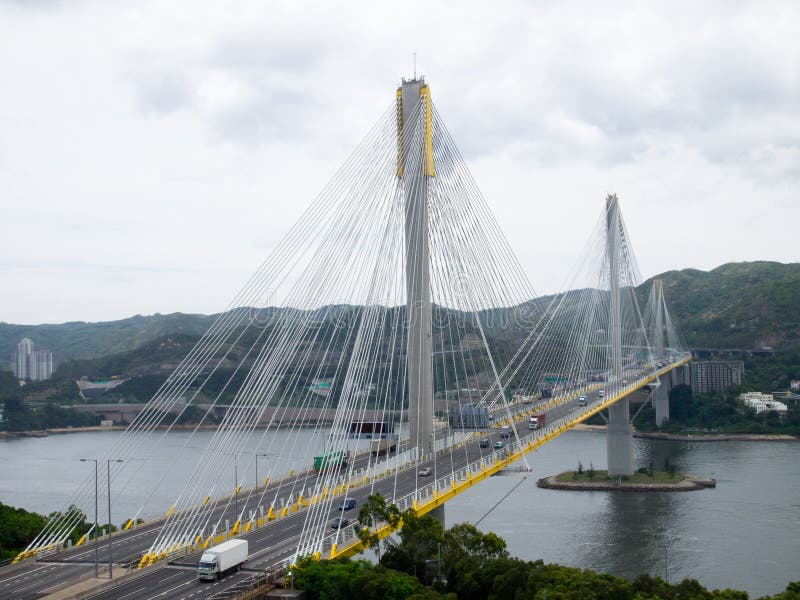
xmin=1 ymin=1 xmax=797 ymax=325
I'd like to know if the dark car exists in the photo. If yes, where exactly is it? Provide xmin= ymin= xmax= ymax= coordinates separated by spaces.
xmin=331 ymin=518 xmax=349 ymax=529
xmin=479 ymin=439 xmax=490 ymax=448
xmin=338 ymin=498 xmax=357 ymax=511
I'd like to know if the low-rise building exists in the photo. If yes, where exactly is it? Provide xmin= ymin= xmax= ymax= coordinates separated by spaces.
xmin=740 ymin=392 xmax=788 ymax=416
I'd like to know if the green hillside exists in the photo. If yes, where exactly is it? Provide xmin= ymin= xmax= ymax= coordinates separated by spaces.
xmin=643 ymin=261 xmax=800 ymax=350
xmin=0 ymin=312 xmax=216 ymax=366
xmin=2 ymin=261 xmax=798 ymax=382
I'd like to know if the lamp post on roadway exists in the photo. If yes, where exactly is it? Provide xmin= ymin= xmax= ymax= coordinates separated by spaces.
xmin=106 ymin=459 xmax=123 ymax=579
xmin=234 ymin=454 xmax=239 ymax=520
xmin=255 ymin=453 xmax=270 ymax=488
xmin=79 ymin=458 xmax=99 ymax=578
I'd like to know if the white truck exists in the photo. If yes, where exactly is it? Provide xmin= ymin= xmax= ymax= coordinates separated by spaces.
xmin=197 ymin=539 xmax=248 ymax=581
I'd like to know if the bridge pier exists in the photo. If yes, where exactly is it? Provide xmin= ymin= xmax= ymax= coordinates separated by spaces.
xmin=653 ymin=381 xmax=670 ymax=426
xmin=607 ymin=398 xmax=634 ymax=476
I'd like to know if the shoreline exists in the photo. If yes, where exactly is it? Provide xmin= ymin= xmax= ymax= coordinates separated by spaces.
xmin=571 ymin=423 xmax=798 ymax=442
xmin=1 ymin=423 xmax=797 ymax=441
xmin=0 ymin=424 xmax=235 ymax=438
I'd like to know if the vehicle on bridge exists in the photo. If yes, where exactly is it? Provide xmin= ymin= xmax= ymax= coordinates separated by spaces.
xmin=313 ymin=450 xmax=348 ymax=472
xmin=369 ymin=437 xmax=397 ymax=456
xmin=338 ymin=498 xmax=357 ymax=511
xmin=578 ymin=395 xmax=588 ymax=406
xmin=197 ymin=539 xmax=248 ymax=582
xmin=529 ymin=414 xmax=545 ymax=430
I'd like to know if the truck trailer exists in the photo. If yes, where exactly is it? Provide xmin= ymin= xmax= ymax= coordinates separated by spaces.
xmin=197 ymin=539 xmax=248 ymax=581
xmin=313 ymin=450 xmax=348 ymax=472
xmin=529 ymin=414 xmax=546 ymax=430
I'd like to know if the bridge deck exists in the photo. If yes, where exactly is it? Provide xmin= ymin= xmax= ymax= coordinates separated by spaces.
xmin=0 ymin=356 xmax=690 ymax=600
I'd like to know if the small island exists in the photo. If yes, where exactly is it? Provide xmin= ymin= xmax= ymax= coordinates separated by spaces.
xmin=538 ymin=464 xmax=716 ymax=492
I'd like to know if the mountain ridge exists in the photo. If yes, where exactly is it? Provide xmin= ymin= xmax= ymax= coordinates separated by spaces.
xmin=2 ymin=261 xmax=798 ymax=369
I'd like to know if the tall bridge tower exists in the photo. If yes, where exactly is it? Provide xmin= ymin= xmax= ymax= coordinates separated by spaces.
xmin=605 ymin=194 xmax=635 ymax=476
xmin=398 ymin=77 xmax=443 ymax=522
xmin=399 ymin=77 xmax=435 ymax=460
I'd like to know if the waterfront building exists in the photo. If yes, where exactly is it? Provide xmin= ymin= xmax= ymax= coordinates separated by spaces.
xmin=690 ymin=360 xmax=744 ymax=393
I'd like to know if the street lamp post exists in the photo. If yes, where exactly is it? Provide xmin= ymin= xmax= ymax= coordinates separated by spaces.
xmin=255 ymin=453 xmax=270 ymax=488
xmin=79 ymin=458 xmax=99 ymax=578
xmin=234 ymin=454 xmax=238 ymax=520
xmin=106 ymin=459 xmax=123 ymax=579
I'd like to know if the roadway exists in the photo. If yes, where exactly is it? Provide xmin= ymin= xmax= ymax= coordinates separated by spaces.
xmin=0 ymin=445 xmax=408 ymax=600
xmin=28 ymin=395 xmax=589 ymax=600
xmin=0 ymin=357 xmax=688 ymax=600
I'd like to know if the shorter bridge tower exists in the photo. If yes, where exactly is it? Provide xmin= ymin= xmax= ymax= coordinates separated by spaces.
xmin=651 ymin=279 xmax=670 ymax=426
xmin=605 ymin=194 xmax=634 ymax=476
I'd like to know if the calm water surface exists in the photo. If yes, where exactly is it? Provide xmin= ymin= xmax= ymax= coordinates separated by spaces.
xmin=1 ymin=430 xmax=798 ymax=597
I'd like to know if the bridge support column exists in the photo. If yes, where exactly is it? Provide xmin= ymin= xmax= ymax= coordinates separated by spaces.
xmin=653 ymin=383 xmax=670 ymax=427
xmin=427 ymin=504 xmax=445 ymax=525
xmin=607 ymin=398 xmax=634 ymax=476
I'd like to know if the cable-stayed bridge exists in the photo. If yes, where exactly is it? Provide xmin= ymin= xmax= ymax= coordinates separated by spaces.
xmin=1 ymin=78 xmax=691 ymax=600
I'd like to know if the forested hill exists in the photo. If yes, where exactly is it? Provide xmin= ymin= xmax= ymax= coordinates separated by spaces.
xmin=0 ymin=313 xmax=216 ymax=366
xmin=645 ymin=261 xmax=800 ymax=350
xmin=2 ymin=261 xmax=798 ymax=368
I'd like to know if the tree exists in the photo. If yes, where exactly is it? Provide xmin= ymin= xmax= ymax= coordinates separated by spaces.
xmin=357 ymin=494 xmax=401 ymax=560
xmin=0 ymin=502 xmax=48 ymax=561
xmin=382 ymin=511 xmax=444 ymax=582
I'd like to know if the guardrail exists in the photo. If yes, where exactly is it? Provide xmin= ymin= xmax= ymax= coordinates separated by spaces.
xmin=290 ymin=354 xmax=693 ymax=564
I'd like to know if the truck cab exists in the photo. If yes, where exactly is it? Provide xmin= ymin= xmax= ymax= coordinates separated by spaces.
xmin=197 ymin=539 xmax=248 ymax=582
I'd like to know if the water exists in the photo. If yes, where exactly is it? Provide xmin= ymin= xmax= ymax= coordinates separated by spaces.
xmin=1 ymin=430 xmax=798 ymax=597
xmin=447 ymin=431 xmax=800 ymax=598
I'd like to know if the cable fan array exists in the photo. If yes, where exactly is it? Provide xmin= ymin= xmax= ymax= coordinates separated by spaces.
xmin=21 ymin=85 xmax=688 ymax=566
xmin=519 ymin=195 xmax=688 ymax=408
xmin=21 ymin=89 xmax=545 ymax=562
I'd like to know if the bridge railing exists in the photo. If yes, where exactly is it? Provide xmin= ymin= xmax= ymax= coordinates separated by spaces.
xmin=290 ymin=354 xmax=693 ymax=565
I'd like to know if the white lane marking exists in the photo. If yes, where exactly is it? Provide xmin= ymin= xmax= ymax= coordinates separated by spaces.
xmin=147 ymin=577 xmax=195 ymax=599
xmin=0 ymin=562 xmax=58 ymax=584
xmin=118 ymin=586 xmax=148 ymax=599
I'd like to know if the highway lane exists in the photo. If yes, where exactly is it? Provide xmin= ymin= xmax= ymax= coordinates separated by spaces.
xmin=1 ymin=395 xmax=581 ymax=600
xmin=3 ymin=363 xmax=684 ymax=599
xmin=81 ymin=406 xmax=574 ymax=600
xmin=0 ymin=445 xmax=410 ymax=599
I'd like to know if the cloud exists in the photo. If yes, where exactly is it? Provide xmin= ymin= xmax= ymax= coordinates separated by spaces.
xmin=0 ymin=0 xmax=797 ymax=323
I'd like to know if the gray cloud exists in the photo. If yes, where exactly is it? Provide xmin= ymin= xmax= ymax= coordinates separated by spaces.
xmin=0 ymin=0 xmax=797 ymax=323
